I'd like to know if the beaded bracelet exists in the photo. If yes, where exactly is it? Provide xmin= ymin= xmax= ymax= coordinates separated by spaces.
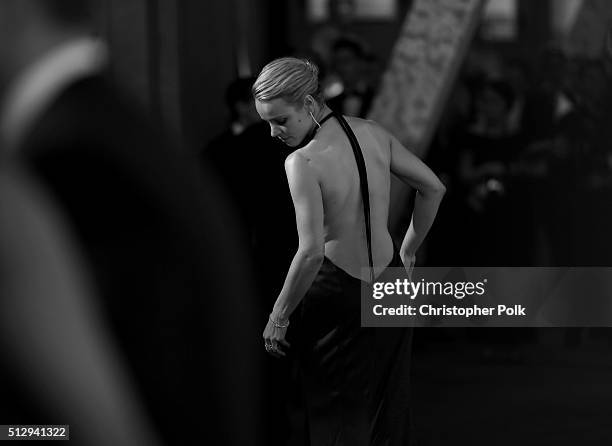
xmin=269 ymin=314 xmax=290 ymax=328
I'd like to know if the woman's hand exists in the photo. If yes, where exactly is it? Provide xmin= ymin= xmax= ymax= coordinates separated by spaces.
xmin=263 ymin=316 xmax=290 ymax=358
xmin=400 ymin=250 xmax=416 ymax=281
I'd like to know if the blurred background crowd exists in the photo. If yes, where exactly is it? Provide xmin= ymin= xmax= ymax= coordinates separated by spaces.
xmin=2 ymin=0 xmax=612 ymax=445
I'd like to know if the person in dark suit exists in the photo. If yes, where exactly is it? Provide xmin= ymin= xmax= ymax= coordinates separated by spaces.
xmin=0 ymin=1 xmax=261 ymax=445
xmin=202 ymin=76 xmax=297 ymax=307
xmin=202 ymin=76 xmax=262 ymax=242
xmin=205 ymin=87 xmax=298 ymax=443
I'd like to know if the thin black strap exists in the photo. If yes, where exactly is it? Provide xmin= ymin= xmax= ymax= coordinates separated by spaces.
xmin=298 ymin=112 xmax=335 ymax=148
xmin=317 ymin=111 xmax=334 ymax=128
xmin=333 ymin=112 xmax=375 ymax=284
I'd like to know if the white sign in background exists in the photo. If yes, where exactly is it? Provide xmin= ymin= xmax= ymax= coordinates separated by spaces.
xmin=368 ymin=0 xmax=484 ymax=156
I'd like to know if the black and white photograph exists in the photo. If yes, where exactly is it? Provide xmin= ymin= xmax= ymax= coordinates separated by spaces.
xmin=1 ymin=0 xmax=612 ymax=445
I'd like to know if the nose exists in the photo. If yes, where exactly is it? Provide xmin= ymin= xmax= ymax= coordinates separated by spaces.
xmin=270 ymin=124 xmax=282 ymax=138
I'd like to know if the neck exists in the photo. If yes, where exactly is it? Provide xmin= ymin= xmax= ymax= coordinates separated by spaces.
xmin=314 ymin=105 xmax=332 ymax=124
xmin=308 ymin=104 xmax=333 ymax=134
xmin=297 ymin=105 xmax=333 ymax=148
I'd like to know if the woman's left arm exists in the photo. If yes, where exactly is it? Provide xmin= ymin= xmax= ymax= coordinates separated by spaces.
xmin=263 ymin=152 xmax=324 ymax=356
xmin=386 ymin=127 xmax=446 ymax=263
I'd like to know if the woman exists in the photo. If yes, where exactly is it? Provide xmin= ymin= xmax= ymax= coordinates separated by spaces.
xmin=255 ymin=57 xmax=445 ymax=445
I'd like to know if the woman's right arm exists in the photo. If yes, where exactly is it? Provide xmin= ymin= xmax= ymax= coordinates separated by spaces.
xmin=383 ymin=126 xmax=446 ymax=262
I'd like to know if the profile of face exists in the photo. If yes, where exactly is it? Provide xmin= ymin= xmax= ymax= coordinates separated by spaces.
xmin=255 ymin=97 xmax=314 ymax=147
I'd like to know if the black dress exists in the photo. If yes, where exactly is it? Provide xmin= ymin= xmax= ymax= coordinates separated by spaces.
xmin=287 ymin=112 xmax=414 ymax=445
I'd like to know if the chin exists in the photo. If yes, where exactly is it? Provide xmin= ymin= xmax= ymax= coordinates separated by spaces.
xmin=280 ymin=137 xmax=297 ymax=147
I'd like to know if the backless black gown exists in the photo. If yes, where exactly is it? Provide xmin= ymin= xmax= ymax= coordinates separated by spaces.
xmin=287 ymin=112 xmax=414 ymax=445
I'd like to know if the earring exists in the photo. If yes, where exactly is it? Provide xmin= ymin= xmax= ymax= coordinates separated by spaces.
xmin=309 ymin=110 xmax=321 ymax=129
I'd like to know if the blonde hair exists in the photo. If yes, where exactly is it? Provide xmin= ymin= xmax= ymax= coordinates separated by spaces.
xmin=252 ymin=57 xmax=323 ymax=105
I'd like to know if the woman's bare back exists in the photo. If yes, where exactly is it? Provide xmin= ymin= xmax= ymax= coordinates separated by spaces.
xmin=294 ymin=116 xmax=394 ymax=281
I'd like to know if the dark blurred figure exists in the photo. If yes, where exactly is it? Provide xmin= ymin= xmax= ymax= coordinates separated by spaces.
xmin=509 ymin=50 xmax=574 ymax=267
xmin=455 ymin=79 xmax=528 ymax=266
xmin=220 ymin=76 xmax=262 ymax=138
xmin=202 ymin=76 xmax=261 ymax=237
xmin=522 ymin=46 xmax=572 ymax=143
xmin=204 ymin=77 xmax=297 ymax=444
xmin=503 ymin=58 xmax=531 ymax=135
xmin=239 ymin=122 xmax=297 ymax=446
xmin=0 ymin=167 xmax=162 ymax=446
xmin=241 ymin=123 xmax=297 ymax=299
xmin=552 ymin=59 xmax=612 ymax=265
xmin=522 ymin=55 xmax=612 ymax=267
xmin=0 ymin=1 xmax=260 ymax=445
xmin=326 ymin=37 xmax=375 ymax=117
xmin=425 ymin=72 xmax=475 ymax=266
xmin=231 ymin=120 xmax=299 ymax=446
xmin=453 ymin=79 xmax=538 ymax=359
xmin=202 ymin=76 xmax=296 ymax=304
xmin=204 ymin=77 xmax=261 ymax=167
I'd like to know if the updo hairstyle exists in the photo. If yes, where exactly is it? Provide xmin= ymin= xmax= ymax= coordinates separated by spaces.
xmin=252 ymin=57 xmax=324 ymax=106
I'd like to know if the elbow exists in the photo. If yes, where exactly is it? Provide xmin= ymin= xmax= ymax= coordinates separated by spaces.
xmin=423 ymin=181 xmax=446 ymax=198
xmin=435 ymin=182 xmax=447 ymax=196
xmin=297 ymin=246 xmax=325 ymax=265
